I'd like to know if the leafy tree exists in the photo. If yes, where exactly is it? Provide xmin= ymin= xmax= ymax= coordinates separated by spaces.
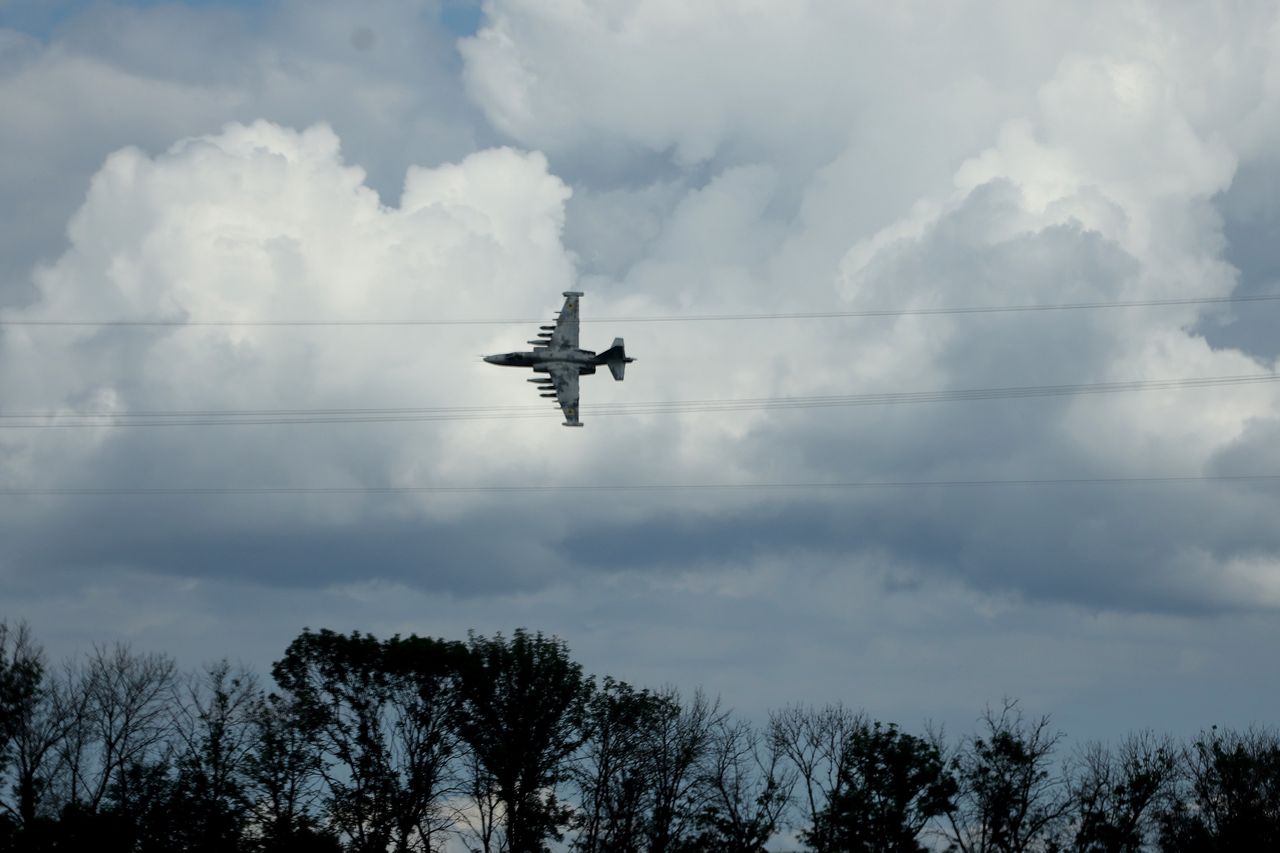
xmin=273 ymin=629 xmax=465 ymax=853
xmin=806 ymin=720 xmax=955 ymax=853
xmin=0 ymin=623 xmax=40 ymax=767
xmin=0 ymin=622 xmax=58 ymax=833
xmin=166 ymin=661 xmax=260 ymax=852
xmin=0 ymin=622 xmax=46 ymax=849
xmin=1158 ymin=726 xmax=1280 ymax=851
xmin=943 ymin=700 xmax=1069 ymax=853
xmin=573 ymin=678 xmax=669 ymax=853
xmin=242 ymin=690 xmax=337 ymax=852
xmin=454 ymin=630 xmax=590 ymax=853
xmin=1068 ymin=732 xmax=1177 ymax=852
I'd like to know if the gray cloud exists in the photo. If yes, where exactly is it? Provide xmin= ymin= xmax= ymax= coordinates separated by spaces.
xmin=1199 ymin=154 xmax=1280 ymax=359
xmin=3 ymin=0 xmax=1280 ymax=753
xmin=0 ymin=0 xmax=491 ymax=303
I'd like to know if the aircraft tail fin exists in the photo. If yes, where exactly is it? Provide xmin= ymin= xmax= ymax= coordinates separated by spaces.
xmin=599 ymin=337 xmax=632 ymax=380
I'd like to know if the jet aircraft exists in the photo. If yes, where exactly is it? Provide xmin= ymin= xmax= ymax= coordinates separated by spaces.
xmin=484 ymin=291 xmax=634 ymax=427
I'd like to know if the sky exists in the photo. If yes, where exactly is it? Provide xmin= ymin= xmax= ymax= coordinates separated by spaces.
xmin=1 ymin=0 xmax=1280 ymax=751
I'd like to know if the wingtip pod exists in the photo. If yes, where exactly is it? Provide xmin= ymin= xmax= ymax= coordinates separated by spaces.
xmin=563 ymin=421 xmax=584 ymax=427
xmin=563 ymin=290 xmax=584 ymax=297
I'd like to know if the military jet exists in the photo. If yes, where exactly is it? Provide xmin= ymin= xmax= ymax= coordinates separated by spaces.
xmin=484 ymin=291 xmax=634 ymax=427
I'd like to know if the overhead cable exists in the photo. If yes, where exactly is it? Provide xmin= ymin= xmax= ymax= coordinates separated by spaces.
xmin=2 ymin=473 xmax=1278 ymax=497
xmin=2 ymin=293 xmax=1277 ymax=328
xmin=1 ymin=373 xmax=1277 ymax=428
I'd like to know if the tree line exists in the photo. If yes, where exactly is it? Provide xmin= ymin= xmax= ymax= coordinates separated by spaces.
xmin=1 ymin=621 xmax=1277 ymax=852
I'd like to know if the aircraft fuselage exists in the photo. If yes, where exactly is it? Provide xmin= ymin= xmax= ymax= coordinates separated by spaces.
xmin=484 ymin=348 xmax=599 ymax=371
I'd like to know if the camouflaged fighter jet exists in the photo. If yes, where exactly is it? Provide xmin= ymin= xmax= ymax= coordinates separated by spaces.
xmin=484 ymin=291 xmax=634 ymax=427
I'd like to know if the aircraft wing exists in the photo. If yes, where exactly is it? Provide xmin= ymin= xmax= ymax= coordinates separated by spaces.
xmin=544 ymin=362 xmax=582 ymax=427
xmin=548 ymin=291 xmax=581 ymax=350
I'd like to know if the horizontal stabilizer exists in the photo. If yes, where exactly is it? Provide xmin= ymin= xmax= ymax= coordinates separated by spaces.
xmin=597 ymin=337 xmax=633 ymax=381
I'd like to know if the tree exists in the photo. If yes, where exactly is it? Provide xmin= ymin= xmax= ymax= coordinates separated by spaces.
xmin=693 ymin=717 xmax=795 ymax=853
xmin=454 ymin=630 xmax=590 ymax=853
xmin=273 ymin=629 xmax=465 ymax=853
xmin=0 ymin=622 xmax=46 ymax=848
xmin=1068 ymin=732 xmax=1177 ymax=852
xmin=457 ymin=747 xmax=507 ymax=853
xmin=943 ymin=700 xmax=1069 ymax=853
xmin=0 ymin=623 xmax=41 ymax=766
xmin=0 ymin=622 xmax=60 ymax=834
xmin=1158 ymin=726 xmax=1280 ymax=851
xmin=644 ymin=687 xmax=724 ymax=853
xmin=572 ymin=678 xmax=669 ymax=853
xmin=165 ymin=661 xmax=260 ymax=852
xmin=55 ymin=644 xmax=177 ymax=816
xmin=242 ymin=690 xmax=340 ymax=853
xmin=806 ymin=720 xmax=955 ymax=853
xmin=769 ymin=703 xmax=866 ymax=853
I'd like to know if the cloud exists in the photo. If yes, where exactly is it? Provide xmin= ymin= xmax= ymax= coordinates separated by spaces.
xmin=4 ymin=0 xmax=1280 ymax=749
xmin=0 ymin=0 xmax=490 ymax=303
xmin=469 ymin=1 xmax=1280 ymax=614
xmin=0 ymin=119 xmax=587 ymax=588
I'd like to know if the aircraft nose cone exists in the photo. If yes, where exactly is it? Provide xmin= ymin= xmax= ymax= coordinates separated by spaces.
xmin=483 ymin=354 xmax=499 ymax=364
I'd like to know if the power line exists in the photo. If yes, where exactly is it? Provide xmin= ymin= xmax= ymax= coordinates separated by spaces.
xmin=2 ymin=473 xmax=1278 ymax=497
xmin=2 ymin=293 xmax=1277 ymax=328
xmin=2 ymin=373 xmax=1276 ymax=428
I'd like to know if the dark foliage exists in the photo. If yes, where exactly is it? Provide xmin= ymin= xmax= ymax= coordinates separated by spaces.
xmin=573 ymin=677 xmax=671 ymax=853
xmin=4 ymin=620 xmax=1280 ymax=853
xmin=1069 ymin=732 xmax=1178 ymax=852
xmin=272 ymin=628 xmax=467 ymax=852
xmin=806 ymin=720 xmax=955 ymax=853
xmin=943 ymin=700 xmax=1070 ymax=853
xmin=1157 ymin=727 xmax=1280 ymax=851
xmin=454 ymin=629 xmax=591 ymax=853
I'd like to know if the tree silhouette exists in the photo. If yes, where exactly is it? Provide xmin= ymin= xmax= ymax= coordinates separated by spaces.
xmin=273 ymin=629 xmax=466 ymax=853
xmin=573 ymin=677 xmax=672 ymax=853
xmin=770 ymin=702 xmax=865 ymax=853
xmin=644 ymin=687 xmax=724 ymax=853
xmin=0 ymin=622 xmax=57 ymax=836
xmin=1158 ymin=726 xmax=1280 ymax=851
xmin=943 ymin=700 xmax=1069 ymax=853
xmin=693 ymin=716 xmax=795 ymax=853
xmin=806 ymin=720 xmax=955 ymax=853
xmin=51 ymin=644 xmax=176 ymax=825
xmin=242 ymin=690 xmax=340 ymax=852
xmin=164 ymin=661 xmax=260 ymax=852
xmin=1069 ymin=732 xmax=1177 ymax=852
xmin=8 ymin=620 xmax=1280 ymax=853
xmin=454 ymin=630 xmax=590 ymax=853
